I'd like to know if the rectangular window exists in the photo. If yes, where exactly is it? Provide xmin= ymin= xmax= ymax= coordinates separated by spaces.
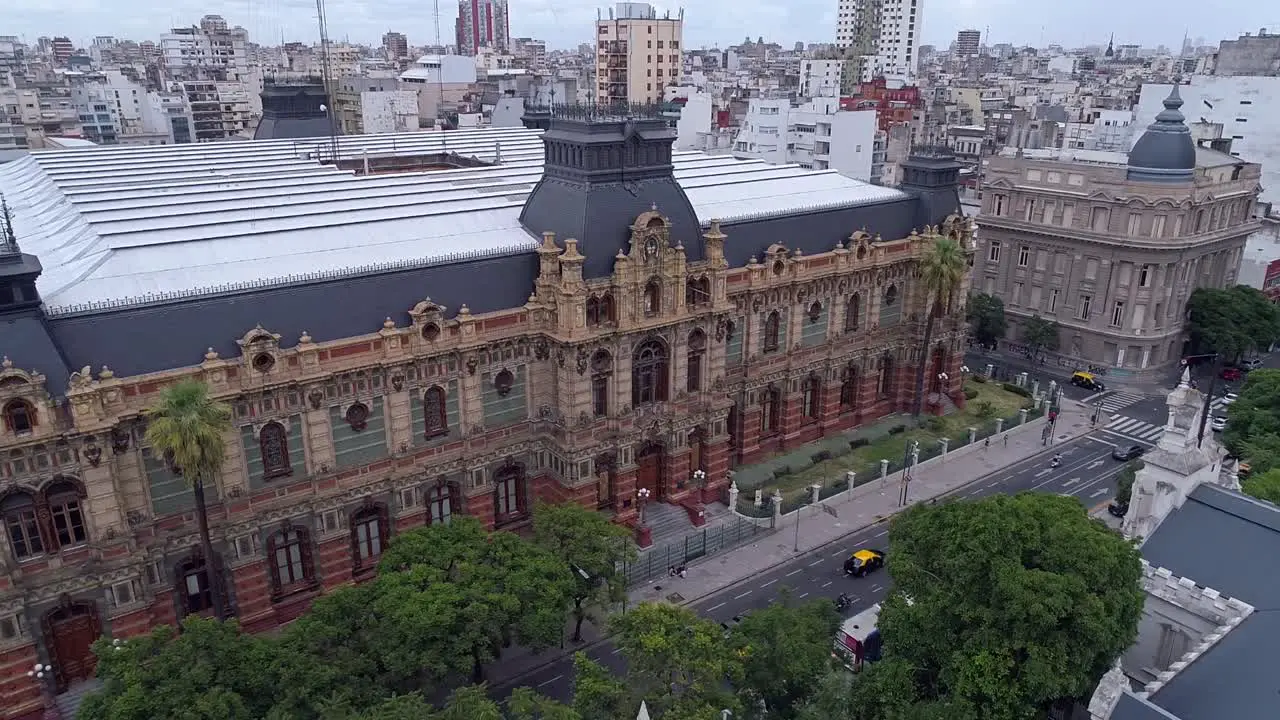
xmin=1024 ymin=198 xmax=1036 ymax=221
xmin=1085 ymin=258 xmax=1099 ymax=280
xmin=1048 ymin=288 xmax=1059 ymax=313
xmin=1029 ymin=286 xmax=1042 ymax=309
xmin=1127 ymin=212 xmax=1141 ymax=235
xmin=0 ymin=613 xmax=24 ymax=642
xmin=1091 ymin=207 xmax=1110 ymax=231
xmin=987 ymin=241 xmax=1001 ymax=263
xmin=1152 ymin=215 xmax=1166 ymax=237
xmin=994 ymin=195 xmax=1006 ymax=215
xmin=1017 ymin=245 xmax=1030 ymax=267
xmin=1079 ymin=294 xmax=1092 ymax=320
xmin=1110 ymin=300 xmax=1125 ymax=327
xmin=1013 ymin=282 xmax=1024 ymax=305
xmin=1062 ymin=204 xmax=1074 ymax=227
xmin=1139 ymin=264 xmax=1152 ymax=288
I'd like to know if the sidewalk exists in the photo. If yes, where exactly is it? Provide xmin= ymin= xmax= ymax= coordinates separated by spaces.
xmin=967 ymin=348 xmax=1171 ymax=395
xmin=486 ymin=402 xmax=1096 ymax=685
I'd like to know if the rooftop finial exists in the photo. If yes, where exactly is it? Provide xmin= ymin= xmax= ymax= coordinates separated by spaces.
xmin=0 ymin=193 xmax=18 ymax=255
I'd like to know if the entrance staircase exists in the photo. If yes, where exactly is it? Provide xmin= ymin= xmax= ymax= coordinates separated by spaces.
xmin=57 ymin=678 xmax=101 ymax=718
xmin=927 ymin=392 xmax=959 ymax=416
xmin=643 ymin=501 xmax=696 ymax=547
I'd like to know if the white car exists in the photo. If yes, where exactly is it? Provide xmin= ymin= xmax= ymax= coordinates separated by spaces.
xmin=1241 ymin=358 xmax=1264 ymax=370
xmin=1221 ymin=393 xmax=1239 ymax=406
xmin=1211 ymin=416 xmax=1227 ymax=432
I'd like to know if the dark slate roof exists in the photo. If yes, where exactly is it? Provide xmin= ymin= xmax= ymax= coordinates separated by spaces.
xmin=1140 ymin=484 xmax=1280 ymax=606
xmin=719 ymin=197 xmax=920 ymax=266
xmin=1112 ymin=692 xmax=1183 ymax=720
xmin=2 ymin=310 xmax=71 ymax=395
xmin=1149 ymin=611 xmax=1280 ymax=720
xmin=1127 ymin=85 xmax=1196 ymax=183
xmin=252 ymin=116 xmax=336 ymax=141
xmin=1135 ymin=483 xmax=1280 ymax=720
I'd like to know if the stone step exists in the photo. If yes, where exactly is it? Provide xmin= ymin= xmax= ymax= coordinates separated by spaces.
xmin=56 ymin=679 xmax=101 ymax=718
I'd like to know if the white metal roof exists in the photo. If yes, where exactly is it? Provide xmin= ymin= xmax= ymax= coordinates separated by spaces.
xmin=0 ymin=126 xmax=907 ymax=312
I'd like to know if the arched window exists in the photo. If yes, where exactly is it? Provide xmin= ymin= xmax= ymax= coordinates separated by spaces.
xmin=685 ymin=276 xmax=711 ymax=307
xmin=267 ymin=527 xmax=316 ymax=599
xmin=644 ymin=279 xmax=662 ymax=316
xmin=2 ymin=399 xmax=35 ymax=435
xmin=878 ymin=355 xmax=895 ymax=397
xmin=46 ymin=480 xmax=86 ymax=549
xmin=801 ymin=375 xmax=821 ymax=420
xmin=689 ymin=427 xmax=705 ymax=473
xmin=350 ymin=504 xmax=388 ymax=575
xmin=428 ymin=483 xmax=454 ymax=525
xmin=840 ymin=364 xmax=859 ymax=409
xmin=763 ymin=311 xmax=781 ymax=353
xmin=632 ymin=339 xmax=669 ymax=406
xmin=687 ymin=329 xmax=706 ymax=392
xmin=2 ymin=491 xmax=44 ymax=560
xmin=845 ymin=294 xmax=861 ymax=331
xmin=591 ymin=350 xmax=612 ymax=418
xmin=494 ymin=462 xmax=527 ymax=526
xmin=424 ymin=386 xmax=448 ymax=438
xmin=259 ymin=422 xmax=292 ymax=480
xmin=587 ymin=293 xmax=615 ymax=326
xmin=760 ymin=386 xmax=781 ymax=435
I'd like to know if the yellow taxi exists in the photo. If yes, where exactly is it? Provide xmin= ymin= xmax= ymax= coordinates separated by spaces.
xmin=1070 ymin=371 xmax=1106 ymax=392
xmin=843 ymin=548 xmax=885 ymax=577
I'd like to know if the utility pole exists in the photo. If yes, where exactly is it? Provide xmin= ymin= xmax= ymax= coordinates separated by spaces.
xmin=898 ymin=439 xmax=918 ymax=507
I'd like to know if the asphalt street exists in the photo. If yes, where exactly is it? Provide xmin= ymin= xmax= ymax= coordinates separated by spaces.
xmin=488 ymin=430 xmax=1136 ymax=704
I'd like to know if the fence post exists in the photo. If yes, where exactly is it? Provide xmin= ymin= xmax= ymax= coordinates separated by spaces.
xmin=969 ymin=426 xmax=977 ymax=444
xmin=1019 ymin=408 xmax=1029 ymax=424
xmin=938 ymin=438 xmax=949 ymax=459
xmin=845 ymin=470 xmax=856 ymax=500
xmin=995 ymin=418 xmax=1004 ymax=435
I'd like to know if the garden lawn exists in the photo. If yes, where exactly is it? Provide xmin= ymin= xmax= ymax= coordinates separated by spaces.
xmin=765 ymin=380 xmax=1032 ymax=502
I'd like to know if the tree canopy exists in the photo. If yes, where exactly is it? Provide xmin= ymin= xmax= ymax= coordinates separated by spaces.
xmin=1243 ymin=468 xmax=1280 ymax=506
xmin=1186 ymin=285 xmax=1280 ymax=360
xmin=532 ymin=501 xmax=634 ymax=642
xmin=726 ymin=595 xmax=843 ymax=719
xmin=1223 ymin=369 xmax=1280 ymax=475
xmin=966 ymin=293 xmax=1007 ymax=349
xmin=810 ymin=493 xmax=1144 ymax=720
xmin=1116 ymin=460 xmax=1143 ymax=506
xmin=912 ymin=237 xmax=969 ymax=417
xmin=1021 ymin=315 xmax=1060 ymax=357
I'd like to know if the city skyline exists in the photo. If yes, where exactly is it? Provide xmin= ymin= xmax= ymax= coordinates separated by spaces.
xmin=6 ymin=0 xmax=1274 ymax=54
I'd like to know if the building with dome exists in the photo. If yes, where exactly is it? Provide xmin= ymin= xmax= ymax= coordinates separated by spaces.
xmin=0 ymin=105 xmax=972 ymax=718
xmin=974 ymin=86 xmax=1264 ymax=381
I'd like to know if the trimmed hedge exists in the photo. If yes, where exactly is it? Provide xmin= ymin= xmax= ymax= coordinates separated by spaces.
xmin=1002 ymin=383 xmax=1033 ymax=398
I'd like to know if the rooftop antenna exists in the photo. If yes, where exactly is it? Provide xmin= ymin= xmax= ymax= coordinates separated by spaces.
xmin=431 ymin=0 xmax=449 ymax=140
xmin=314 ymin=0 xmax=339 ymax=163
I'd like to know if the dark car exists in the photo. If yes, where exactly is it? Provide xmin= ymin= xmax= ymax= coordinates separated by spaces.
xmin=843 ymin=548 xmax=886 ymax=577
xmin=1107 ymin=501 xmax=1129 ymax=518
xmin=1112 ymin=444 xmax=1145 ymax=461
xmin=720 ymin=613 xmax=748 ymax=637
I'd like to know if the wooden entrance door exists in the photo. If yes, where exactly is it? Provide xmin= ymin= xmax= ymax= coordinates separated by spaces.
xmin=46 ymin=602 xmax=100 ymax=691
xmin=929 ymin=349 xmax=947 ymax=394
xmin=637 ymin=444 xmax=663 ymax=499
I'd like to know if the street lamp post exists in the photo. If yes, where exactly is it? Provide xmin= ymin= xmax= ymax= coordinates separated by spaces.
xmin=27 ymin=663 xmax=62 ymax=720
xmin=692 ymin=469 xmax=707 ymax=502
xmin=899 ymin=439 xmax=919 ymax=507
xmin=635 ymin=487 xmax=653 ymax=548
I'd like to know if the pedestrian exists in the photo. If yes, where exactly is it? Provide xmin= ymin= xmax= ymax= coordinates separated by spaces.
xmin=1003 ymin=433 xmax=1008 ymax=447
xmin=984 ymin=437 xmax=990 ymax=450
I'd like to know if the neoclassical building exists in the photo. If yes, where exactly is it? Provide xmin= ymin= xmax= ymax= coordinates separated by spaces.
xmin=975 ymin=87 xmax=1263 ymax=381
xmin=0 ymin=107 xmax=970 ymax=718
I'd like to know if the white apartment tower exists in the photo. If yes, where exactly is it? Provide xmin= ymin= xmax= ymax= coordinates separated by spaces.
xmin=834 ymin=0 xmax=921 ymax=87
xmin=595 ymin=3 xmax=684 ymax=105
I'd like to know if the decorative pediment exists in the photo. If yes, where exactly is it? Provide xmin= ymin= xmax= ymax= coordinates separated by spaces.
xmin=629 ymin=205 xmax=672 ymax=264
xmin=984 ymin=177 xmax=1013 ymax=190
xmin=1086 ymin=189 xmax=1113 ymax=201
xmin=409 ymin=297 xmax=449 ymax=342
xmin=237 ymin=325 xmax=281 ymax=374
xmin=0 ymin=357 xmax=45 ymax=395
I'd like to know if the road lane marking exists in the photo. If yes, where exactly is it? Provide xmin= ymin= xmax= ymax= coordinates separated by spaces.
xmin=537 ymin=674 xmax=563 ymax=688
xmin=1087 ymin=460 xmax=1105 ymax=469
xmin=1035 ymin=469 xmax=1052 ymax=477
xmin=734 ymin=590 xmax=752 ymax=599
xmin=786 ymin=569 xmax=802 ymax=577
xmin=809 ymin=559 xmax=824 ymax=567
xmin=799 ymin=592 xmax=809 ymax=598
xmin=987 ymin=482 xmax=1000 ymax=488
xmin=870 ymin=585 xmax=882 ymax=592
xmin=1064 ymin=477 xmax=1081 ymax=486
xmin=761 ymin=579 xmax=778 ymax=588
xmin=708 ymin=602 xmax=726 ymax=612
xmin=821 ymin=580 xmax=832 ymax=588
xmin=1091 ymin=488 xmax=1109 ymax=497
xmin=873 ymin=530 xmax=887 ymax=538
xmin=612 ymin=648 xmax=622 ymax=655
xmin=832 ymin=550 xmax=847 ymax=558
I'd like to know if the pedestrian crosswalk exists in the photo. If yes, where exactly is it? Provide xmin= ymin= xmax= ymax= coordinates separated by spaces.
xmin=1095 ymin=391 xmax=1146 ymax=414
xmin=1104 ymin=416 xmax=1164 ymax=442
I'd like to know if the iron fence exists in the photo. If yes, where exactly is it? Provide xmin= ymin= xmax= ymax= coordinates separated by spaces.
xmin=624 ymin=515 xmax=771 ymax=587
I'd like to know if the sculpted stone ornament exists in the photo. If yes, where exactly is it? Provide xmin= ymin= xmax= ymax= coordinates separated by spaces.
xmin=391 ymin=374 xmax=404 ymax=391
xmin=84 ymin=441 xmax=102 ymax=467
xmin=576 ymin=347 xmax=590 ymax=375
xmin=308 ymin=389 xmax=324 ymax=410
xmin=534 ymin=339 xmax=550 ymax=360
xmin=466 ymin=356 xmax=479 ymax=376
xmin=69 ymin=366 xmax=94 ymax=390
xmin=111 ymin=428 xmax=130 ymax=455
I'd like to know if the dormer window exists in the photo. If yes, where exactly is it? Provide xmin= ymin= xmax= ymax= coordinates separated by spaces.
xmin=2 ymin=399 xmax=35 ymax=435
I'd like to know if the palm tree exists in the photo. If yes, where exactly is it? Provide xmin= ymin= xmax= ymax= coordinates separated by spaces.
xmin=144 ymin=379 xmax=232 ymax=620
xmin=911 ymin=236 xmax=968 ymax=417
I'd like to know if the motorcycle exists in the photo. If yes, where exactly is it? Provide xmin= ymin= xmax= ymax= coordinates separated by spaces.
xmin=835 ymin=593 xmax=853 ymax=611
xmin=1050 ymin=455 xmax=1062 ymax=469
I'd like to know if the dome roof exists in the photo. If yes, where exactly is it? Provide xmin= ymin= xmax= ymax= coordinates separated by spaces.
xmin=1126 ymin=85 xmax=1196 ymax=183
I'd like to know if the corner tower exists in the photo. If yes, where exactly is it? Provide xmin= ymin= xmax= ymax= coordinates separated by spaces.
xmin=518 ymin=103 xmax=704 ymax=279
xmin=0 ymin=194 xmax=69 ymax=393
xmin=898 ymin=145 xmax=964 ymax=230
xmin=1127 ymin=85 xmax=1196 ymax=184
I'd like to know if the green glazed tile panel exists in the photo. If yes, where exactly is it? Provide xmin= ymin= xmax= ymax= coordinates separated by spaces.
xmin=144 ymin=450 xmax=194 ymax=516
xmin=801 ymin=304 xmax=829 ymax=347
xmin=481 ymin=366 xmax=527 ymax=426
xmin=725 ymin=316 xmax=745 ymax=367
xmin=329 ymin=397 xmax=388 ymax=469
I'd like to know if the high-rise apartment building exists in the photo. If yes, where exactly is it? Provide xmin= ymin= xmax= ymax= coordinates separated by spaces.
xmin=383 ymin=31 xmax=409 ymax=61
xmin=955 ymin=29 xmax=981 ymax=57
xmin=50 ymin=37 xmax=74 ymax=65
xmin=834 ymin=0 xmax=920 ymax=89
xmin=595 ymin=2 xmax=684 ymax=105
xmin=161 ymin=20 xmax=249 ymax=81
xmin=456 ymin=0 xmax=510 ymax=56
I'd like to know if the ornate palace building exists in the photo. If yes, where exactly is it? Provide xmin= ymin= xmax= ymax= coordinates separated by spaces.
xmin=0 ymin=105 xmax=971 ymax=718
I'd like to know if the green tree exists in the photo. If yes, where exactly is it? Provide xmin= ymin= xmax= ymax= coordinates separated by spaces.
xmin=532 ymin=502 xmax=635 ymax=642
xmin=911 ymin=237 xmax=969 ymax=417
xmin=726 ymin=597 xmax=842 ymax=719
xmin=1116 ymin=460 xmax=1144 ymax=505
xmin=862 ymin=494 xmax=1144 ymax=720
xmin=78 ymin=617 xmax=291 ymax=720
xmin=570 ymin=651 xmax=628 ymax=720
xmin=1020 ymin=315 xmax=1060 ymax=359
xmin=319 ymin=687 xmax=503 ymax=720
xmin=507 ymin=687 xmax=582 ymax=720
xmin=144 ymin=379 xmax=232 ymax=619
xmin=592 ymin=602 xmax=743 ymax=717
xmin=1243 ymin=468 xmax=1280 ymax=506
xmin=1222 ymin=369 xmax=1280 ymax=471
xmin=966 ymin=293 xmax=1007 ymax=349
xmin=1186 ymin=285 xmax=1280 ymax=360
xmin=375 ymin=517 xmax=575 ymax=683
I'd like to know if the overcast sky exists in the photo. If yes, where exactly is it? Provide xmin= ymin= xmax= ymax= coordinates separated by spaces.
xmin=7 ymin=0 xmax=1273 ymax=52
